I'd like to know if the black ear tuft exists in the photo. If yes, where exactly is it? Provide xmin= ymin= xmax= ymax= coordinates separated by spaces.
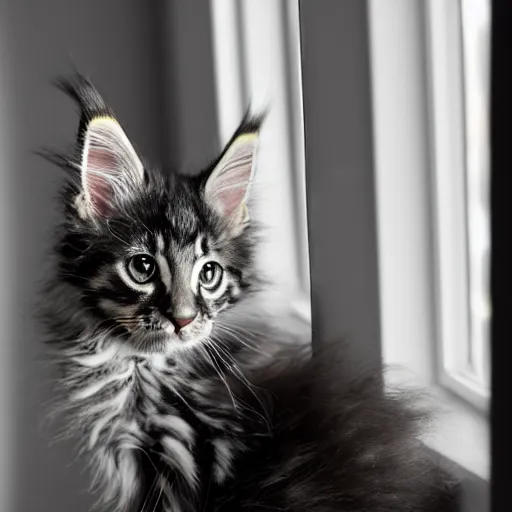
xmin=234 ymin=109 xmax=267 ymax=138
xmin=55 ymin=73 xmax=111 ymax=117
xmin=51 ymin=73 xmax=145 ymax=220
xmin=54 ymin=73 xmax=113 ymax=142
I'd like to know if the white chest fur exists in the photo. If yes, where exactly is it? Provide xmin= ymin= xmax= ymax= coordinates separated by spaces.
xmin=66 ymin=347 xmax=239 ymax=511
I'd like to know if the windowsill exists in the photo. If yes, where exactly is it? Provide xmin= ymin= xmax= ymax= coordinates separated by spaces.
xmin=289 ymin=292 xmax=490 ymax=483
xmin=288 ymin=296 xmax=489 ymax=483
xmin=421 ymin=385 xmax=489 ymax=482
xmin=384 ymin=368 xmax=489 ymax=482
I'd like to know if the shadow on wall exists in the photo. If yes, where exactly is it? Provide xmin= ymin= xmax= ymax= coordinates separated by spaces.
xmin=0 ymin=1 xmax=180 ymax=510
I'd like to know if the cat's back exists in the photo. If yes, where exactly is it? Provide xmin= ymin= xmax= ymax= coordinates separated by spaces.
xmin=213 ymin=340 xmax=459 ymax=512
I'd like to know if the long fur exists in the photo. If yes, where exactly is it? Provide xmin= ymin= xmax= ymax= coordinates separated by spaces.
xmin=39 ymin=74 xmax=458 ymax=512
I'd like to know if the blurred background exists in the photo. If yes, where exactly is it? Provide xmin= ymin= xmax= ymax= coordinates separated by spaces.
xmin=0 ymin=1 xmax=490 ymax=511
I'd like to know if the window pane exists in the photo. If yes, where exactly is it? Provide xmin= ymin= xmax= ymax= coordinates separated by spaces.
xmin=460 ymin=0 xmax=491 ymax=392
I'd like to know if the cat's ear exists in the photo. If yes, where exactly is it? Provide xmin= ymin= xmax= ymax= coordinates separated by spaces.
xmin=79 ymin=115 xmax=145 ymax=218
xmin=204 ymin=127 xmax=259 ymax=235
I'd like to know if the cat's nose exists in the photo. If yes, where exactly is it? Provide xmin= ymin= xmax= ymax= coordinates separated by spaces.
xmin=172 ymin=316 xmax=196 ymax=333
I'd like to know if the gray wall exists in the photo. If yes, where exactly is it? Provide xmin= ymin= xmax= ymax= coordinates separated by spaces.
xmin=0 ymin=1 xmax=165 ymax=510
xmin=158 ymin=1 xmax=219 ymax=172
xmin=299 ymin=0 xmax=381 ymax=365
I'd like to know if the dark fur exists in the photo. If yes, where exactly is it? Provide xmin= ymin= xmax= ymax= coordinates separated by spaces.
xmin=40 ymin=74 xmax=458 ymax=511
xmin=210 ymin=345 xmax=459 ymax=511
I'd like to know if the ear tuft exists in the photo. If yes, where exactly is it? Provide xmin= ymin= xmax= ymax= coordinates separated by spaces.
xmin=55 ymin=73 xmax=109 ymax=118
xmin=55 ymin=74 xmax=145 ymax=219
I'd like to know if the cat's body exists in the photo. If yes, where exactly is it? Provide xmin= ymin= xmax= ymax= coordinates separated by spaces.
xmin=44 ymin=279 xmax=257 ymax=511
xmin=41 ymin=75 xmax=457 ymax=511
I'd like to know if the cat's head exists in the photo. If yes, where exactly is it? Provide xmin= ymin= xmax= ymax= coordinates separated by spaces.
xmin=51 ymin=75 xmax=261 ymax=353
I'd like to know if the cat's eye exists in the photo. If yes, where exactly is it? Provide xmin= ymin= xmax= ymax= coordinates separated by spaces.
xmin=199 ymin=262 xmax=223 ymax=291
xmin=127 ymin=254 xmax=156 ymax=284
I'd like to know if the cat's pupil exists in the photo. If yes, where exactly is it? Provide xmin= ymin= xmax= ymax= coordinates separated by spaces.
xmin=137 ymin=258 xmax=151 ymax=273
xmin=204 ymin=264 xmax=214 ymax=282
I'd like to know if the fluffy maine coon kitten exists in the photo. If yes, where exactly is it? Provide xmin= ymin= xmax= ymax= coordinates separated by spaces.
xmin=40 ymin=75 xmax=457 ymax=512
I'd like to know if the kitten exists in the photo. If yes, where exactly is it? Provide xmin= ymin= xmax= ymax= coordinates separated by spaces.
xmin=40 ymin=74 xmax=457 ymax=511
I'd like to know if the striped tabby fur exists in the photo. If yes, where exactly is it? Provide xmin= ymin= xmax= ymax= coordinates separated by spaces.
xmin=39 ymin=75 xmax=457 ymax=511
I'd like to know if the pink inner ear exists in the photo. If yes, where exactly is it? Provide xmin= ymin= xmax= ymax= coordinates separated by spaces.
xmin=85 ymin=147 xmax=117 ymax=216
xmin=216 ymin=166 xmax=251 ymax=217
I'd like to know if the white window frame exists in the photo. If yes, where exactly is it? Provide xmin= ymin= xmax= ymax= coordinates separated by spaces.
xmin=368 ymin=0 xmax=489 ymax=501
xmin=460 ymin=0 xmax=491 ymax=401
xmin=210 ymin=0 xmax=311 ymax=328
xmin=425 ymin=0 xmax=490 ymax=412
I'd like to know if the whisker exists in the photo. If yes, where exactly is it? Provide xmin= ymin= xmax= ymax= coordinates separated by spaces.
xmin=150 ymin=469 xmax=167 ymax=512
xmin=165 ymin=382 xmax=197 ymax=414
xmin=200 ymin=343 xmax=238 ymax=411
xmin=139 ymin=470 xmax=159 ymax=512
xmin=105 ymin=220 xmax=132 ymax=247
xmin=214 ymin=325 xmax=264 ymax=355
xmin=209 ymin=339 xmax=272 ymax=433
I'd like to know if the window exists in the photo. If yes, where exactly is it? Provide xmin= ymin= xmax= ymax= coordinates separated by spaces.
xmin=369 ymin=0 xmax=490 ymax=498
xmin=211 ymin=0 xmax=490 ymax=505
xmin=210 ymin=0 xmax=311 ymax=333
xmin=426 ymin=0 xmax=491 ymax=410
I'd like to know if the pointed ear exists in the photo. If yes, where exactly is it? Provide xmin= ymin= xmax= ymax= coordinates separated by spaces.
xmin=204 ymin=131 xmax=258 ymax=233
xmin=80 ymin=116 xmax=144 ymax=218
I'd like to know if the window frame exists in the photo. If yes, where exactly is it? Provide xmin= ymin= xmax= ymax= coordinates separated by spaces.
xmin=425 ymin=0 xmax=490 ymax=412
xmin=368 ymin=0 xmax=490 ymax=504
xmin=210 ymin=0 xmax=311 ymax=327
xmin=459 ymin=0 xmax=492 ymax=399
